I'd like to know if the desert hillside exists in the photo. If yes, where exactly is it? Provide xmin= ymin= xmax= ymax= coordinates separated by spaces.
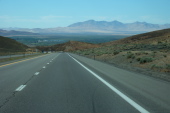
xmin=37 ymin=41 xmax=99 ymax=52
xmin=0 ymin=36 xmax=28 ymax=52
xmin=103 ymin=28 xmax=170 ymax=46
xmin=73 ymin=29 xmax=170 ymax=81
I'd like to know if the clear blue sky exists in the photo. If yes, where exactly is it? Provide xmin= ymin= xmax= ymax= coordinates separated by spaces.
xmin=0 ymin=0 xmax=170 ymax=28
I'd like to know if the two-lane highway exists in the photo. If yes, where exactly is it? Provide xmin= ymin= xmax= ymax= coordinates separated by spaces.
xmin=0 ymin=53 xmax=170 ymax=113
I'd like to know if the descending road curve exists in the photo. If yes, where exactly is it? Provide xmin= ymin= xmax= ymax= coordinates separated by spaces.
xmin=0 ymin=53 xmax=170 ymax=113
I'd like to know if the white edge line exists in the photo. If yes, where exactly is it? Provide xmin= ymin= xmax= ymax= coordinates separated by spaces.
xmin=68 ymin=54 xmax=150 ymax=113
xmin=15 ymin=85 xmax=26 ymax=91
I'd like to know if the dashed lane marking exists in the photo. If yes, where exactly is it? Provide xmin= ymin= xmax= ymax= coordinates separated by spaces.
xmin=15 ymin=85 xmax=26 ymax=91
xmin=34 ymin=72 xmax=40 ymax=75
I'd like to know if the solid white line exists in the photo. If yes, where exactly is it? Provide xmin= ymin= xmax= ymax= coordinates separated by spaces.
xmin=15 ymin=85 xmax=26 ymax=91
xmin=34 ymin=72 xmax=40 ymax=75
xmin=68 ymin=54 xmax=150 ymax=113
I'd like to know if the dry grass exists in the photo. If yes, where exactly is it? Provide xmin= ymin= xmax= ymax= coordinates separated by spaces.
xmin=0 ymin=53 xmax=43 ymax=63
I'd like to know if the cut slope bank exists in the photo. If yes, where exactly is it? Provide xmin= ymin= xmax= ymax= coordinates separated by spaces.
xmin=73 ymin=29 xmax=170 ymax=81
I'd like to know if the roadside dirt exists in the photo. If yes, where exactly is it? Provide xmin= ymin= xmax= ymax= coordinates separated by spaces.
xmin=83 ymin=51 xmax=170 ymax=82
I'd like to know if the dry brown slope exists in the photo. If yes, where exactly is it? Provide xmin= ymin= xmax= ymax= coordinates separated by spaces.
xmin=74 ymin=29 xmax=170 ymax=81
xmin=0 ymin=36 xmax=28 ymax=52
xmin=37 ymin=41 xmax=99 ymax=52
xmin=102 ymin=28 xmax=170 ymax=46
xmin=52 ymin=41 xmax=99 ymax=51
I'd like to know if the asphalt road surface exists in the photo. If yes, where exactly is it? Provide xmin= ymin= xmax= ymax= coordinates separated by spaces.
xmin=0 ymin=53 xmax=170 ymax=113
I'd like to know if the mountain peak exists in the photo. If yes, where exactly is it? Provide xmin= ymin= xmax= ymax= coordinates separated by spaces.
xmin=86 ymin=20 xmax=95 ymax=22
xmin=112 ymin=20 xmax=121 ymax=22
xmin=67 ymin=20 xmax=170 ymax=33
xmin=2 ymin=20 xmax=170 ymax=34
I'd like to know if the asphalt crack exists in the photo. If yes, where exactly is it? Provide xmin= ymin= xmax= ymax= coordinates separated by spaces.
xmin=0 ymin=67 xmax=44 ymax=109
xmin=91 ymin=85 xmax=101 ymax=113
xmin=0 ymin=92 xmax=16 ymax=109
xmin=0 ymin=58 xmax=54 ymax=110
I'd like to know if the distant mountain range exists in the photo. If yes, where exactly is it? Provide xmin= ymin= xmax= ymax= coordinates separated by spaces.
xmin=67 ymin=20 xmax=170 ymax=33
xmin=1 ymin=20 xmax=170 ymax=35
xmin=0 ymin=29 xmax=39 ymax=36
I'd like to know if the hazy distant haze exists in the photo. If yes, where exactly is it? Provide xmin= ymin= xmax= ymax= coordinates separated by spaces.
xmin=1 ymin=20 xmax=170 ymax=35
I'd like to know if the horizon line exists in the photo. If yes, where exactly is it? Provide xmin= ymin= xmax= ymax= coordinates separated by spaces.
xmin=0 ymin=20 xmax=170 ymax=29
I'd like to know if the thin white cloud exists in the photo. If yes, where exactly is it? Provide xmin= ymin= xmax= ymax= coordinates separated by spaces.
xmin=40 ymin=15 xmax=72 ymax=21
xmin=0 ymin=15 xmax=72 ymax=23
xmin=0 ymin=15 xmax=74 ymax=28
xmin=0 ymin=15 xmax=9 ymax=19
xmin=0 ymin=15 xmax=19 ymax=21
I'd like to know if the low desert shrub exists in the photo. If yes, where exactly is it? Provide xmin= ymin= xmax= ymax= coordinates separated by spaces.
xmin=136 ymin=57 xmax=141 ymax=61
xmin=163 ymin=54 xmax=167 ymax=57
xmin=113 ymin=50 xmax=120 ymax=55
xmin=127 ymin=51 xmax=135 ymax=59
xmin=166 ymin=64 xmax=170 ymax=69
xmin=139 ymin=57 xmax=153 ymax=64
